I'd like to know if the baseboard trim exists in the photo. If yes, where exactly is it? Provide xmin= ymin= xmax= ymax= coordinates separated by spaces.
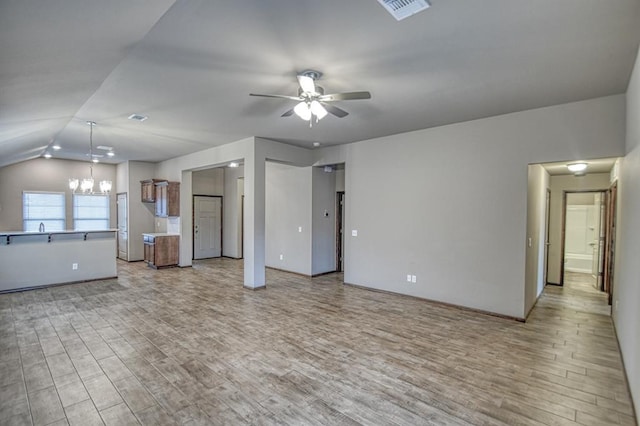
xmin=343 ymin=282 xmax=525 ymax=322
xmin=243 ymin=285 xmax=266 ymax=291
xmin=0 ymin=276 xmax=118 ymax=294
xmin=266 ymin=266 xmax=311 ymax=278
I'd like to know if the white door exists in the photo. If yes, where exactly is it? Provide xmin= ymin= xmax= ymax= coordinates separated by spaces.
xmin=117 ymin=193 xmax=128 ymax=260
xmin=194 ymin=196 xmax=222 ymax=259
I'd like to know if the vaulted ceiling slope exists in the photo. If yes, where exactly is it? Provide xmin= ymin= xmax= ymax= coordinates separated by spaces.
xmin=1 ymin=0 xmax=639 ymax=168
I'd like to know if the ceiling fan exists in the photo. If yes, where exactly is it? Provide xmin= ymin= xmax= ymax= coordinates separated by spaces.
xmin=250 ymin=70 xmax=371 ymax=126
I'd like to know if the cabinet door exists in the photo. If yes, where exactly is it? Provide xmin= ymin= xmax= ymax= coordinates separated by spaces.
xmin=167 ymin=183 xmax=180 ymax=217
xmin=155 ymin=185 xmax=167 ymax=217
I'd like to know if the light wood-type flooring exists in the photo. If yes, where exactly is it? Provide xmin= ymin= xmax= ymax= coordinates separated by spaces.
xmin=0 ymin=258 xmax=635 ymax=425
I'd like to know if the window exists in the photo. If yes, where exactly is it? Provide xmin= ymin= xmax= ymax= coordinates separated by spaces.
xmin=73 ymin=194 xmax=110 ymax=230
xmin=23 ymin=192 xmax=66 ymax=231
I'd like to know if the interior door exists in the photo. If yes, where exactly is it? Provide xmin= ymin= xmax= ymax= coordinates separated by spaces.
xmin=336 ymin=191 xmax=345 ymax=272
xmin=194 ymin=196 xmax=222 ymax=259
xmin=543 ymin=189 xmax=551 ymax=285
xmin=116 ymin=193 xmax=128 ymax=260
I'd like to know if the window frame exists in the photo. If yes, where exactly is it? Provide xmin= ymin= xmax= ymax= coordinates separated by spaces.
xmin=22 ymin=191 xmax=66 ymax=232
xmin=72 ymin=193 xmax=110 ymax=231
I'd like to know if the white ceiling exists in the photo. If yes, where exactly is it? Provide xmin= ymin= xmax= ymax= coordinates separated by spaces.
xmin=1 ymin=0 xmax=639 ymax=168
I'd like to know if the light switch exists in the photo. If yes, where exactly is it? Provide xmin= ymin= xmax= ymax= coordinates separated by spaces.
xmin=528 ymin=237 xmax=532 ymax=247
xmin=298 ymin=226 xmax=302 ymax=233
xmin=352 ymin=230 xmax=358 ymax=237
xmin=411 ymin=275 xmax=417 ymax=283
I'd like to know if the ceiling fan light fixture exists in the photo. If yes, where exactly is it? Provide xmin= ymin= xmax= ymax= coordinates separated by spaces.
xmin=310 ymin=101 xmax=327 ymax=120
xmin=294 ymin=102 xmax=312 ymax=121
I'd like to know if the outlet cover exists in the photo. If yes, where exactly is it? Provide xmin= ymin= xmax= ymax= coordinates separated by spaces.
xmin=406 ymin=275 xmax=412 ymax=282
xmin=279 ymin=254 xmax=283 ymax=261
xmin=352 ymin=230 xmax=358 ymax=237
xmin=411 ymin=275 xmax=417 ymax=283
xmin=298 ymin=226 xmax=302 ymax=233
xmin=72 ymin=263 xmax=78 ymax=270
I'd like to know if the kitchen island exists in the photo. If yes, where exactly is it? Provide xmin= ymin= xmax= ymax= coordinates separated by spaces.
xmin=0 ymin=230 xmax=117 ymax=292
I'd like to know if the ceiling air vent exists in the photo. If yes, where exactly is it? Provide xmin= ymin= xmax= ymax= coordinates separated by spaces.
xmin=377 ymin=0 xmax=431 ymax=21
xmin=128 ymin=114 xmax=148 ymax=122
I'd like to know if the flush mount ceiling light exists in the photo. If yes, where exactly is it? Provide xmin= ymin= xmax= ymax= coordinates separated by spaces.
xmin=250 ymin=70 xmax=371 ymax=127
xmin=229 ymin=162 xmax=239 ymax=168
xmin=44 ymin=153 xmax=52 ymax=159
xmin=68 ymin=121 xmax=112 ymax=195
xmin=567 ymin=163 xmax=588 ymax=172
xmin=128 ymin=113 xmax=148 ymax=122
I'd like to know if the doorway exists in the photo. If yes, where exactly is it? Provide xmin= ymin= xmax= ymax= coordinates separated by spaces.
xmin=604 ymin=182 xmax=617 ymax=305
xmin=193 ymin=195 xmax=222 ymax=259
xmin=336 ymin=191 xmax=345 ymax=272
xmin=560 ymin=191 xmax=606 ymax=290
xmin=116 ymin=193 xmax=128 ymax=261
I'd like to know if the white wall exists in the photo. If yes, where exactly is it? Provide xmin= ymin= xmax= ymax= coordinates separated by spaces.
xmin=546 ymin=173 xmax=611 ymax=284
xmin=223 ymin=166 xmax=244 ymax=258
xmin=193 ymin=168 xmax=224 ymax=196
xmin=312 ymin=167 xmax=337 ymax=275
xmin=265 ymin=162 xmax=312 ymax=275
xmin=0 ymin=158 xmax=117 ymax=232
xmin=614 ymin=44 xmax=640 ymax=418
xmin=524 ymin=164 xmax=549 ymax=316
xmin=317 ymin=95 xmax=625 ymax=319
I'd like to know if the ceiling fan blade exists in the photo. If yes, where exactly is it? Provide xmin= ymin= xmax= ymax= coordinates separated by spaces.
xmin=281 ymin=109 xmax=294 ymax=117
xmin=322 ymin=103 xmax=349 ymax=118
xmin=297 ymin=75 xmax=316 ymax=94
xmin=250 ymin=93 xmax=302 ymax=101
xmin=319 ymin=91 xmax=371 ymax=101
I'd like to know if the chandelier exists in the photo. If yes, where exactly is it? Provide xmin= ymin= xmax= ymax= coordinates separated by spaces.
xmin=69 ymin=121 xmax=112 ymax=194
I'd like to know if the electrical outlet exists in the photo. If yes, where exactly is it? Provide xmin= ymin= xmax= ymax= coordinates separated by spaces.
xmin=615 ymin=300 xmax=619 ymax=311
xmin=407 ymin=274 xmax=412 ymax=282
xmin=411 ymin=275 xmax=417 ymax=283
xmin=72 ymin=263 xmax=78 ymax=270
xmin=298 ymin=226 xmax=302 ymax=233
xmin=352 ymin=230 xmax=358 ymax=237
xmin=279 ymin=254 xmax=283 ymax=261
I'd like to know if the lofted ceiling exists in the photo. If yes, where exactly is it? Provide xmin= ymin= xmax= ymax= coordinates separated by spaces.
xmin=1 ymin=0 xmax=639 ymax=168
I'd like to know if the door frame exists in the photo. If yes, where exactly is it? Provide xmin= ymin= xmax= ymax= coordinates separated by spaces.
xmin=192 ymin=195 xmax=223 ymax=260
xmin=335 ymin=191 xmax=345 ymax=272
xmin=603 ymin=182 xmax=617 ymax=305
xmin=559 ymin=189 xmax=607 ymax=287
xmin=543 ymin=189 xmax=551 ymax=285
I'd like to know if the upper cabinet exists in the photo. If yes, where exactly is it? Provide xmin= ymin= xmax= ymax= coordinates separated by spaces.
xmin=155 ymin=181 xmax=180 ymax=217
xmin=141 ymin=179 xmax=164 ymax=203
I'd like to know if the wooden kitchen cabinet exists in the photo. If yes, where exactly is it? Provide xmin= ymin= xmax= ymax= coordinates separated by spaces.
xmin=140 ymin=179 xmax=165 ymax=203
xmin=155 ymin=181 xmax=180 ymax=217
xmin=143 ymin=234 xmax=178 ymax=268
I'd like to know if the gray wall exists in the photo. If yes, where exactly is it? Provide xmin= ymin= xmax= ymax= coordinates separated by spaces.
xmin=223 ymin=166 xmax=244 ymax=258
xmin=265 ymin=162 xmax=312 ymax=275
xmin=524 ymin=164 xmax=549 ymax=316
xmin=546 ymin=173 xmax=611 ymax=284
xmin=0 ymin=158 xmax=117 ymax=232
xmin=316 ymin=94 xmax=625 ymax=319
xmin=615 ymin=43 xmax=640 ymax=418
xmin=193 ymin=168 xmax=224 ymax=196
xmin=312 ymin=167 xmax=337 ymax=275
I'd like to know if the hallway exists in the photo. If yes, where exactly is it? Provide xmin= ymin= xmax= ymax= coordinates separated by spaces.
xmin=0 ymin=259 xmax=635 ymax=425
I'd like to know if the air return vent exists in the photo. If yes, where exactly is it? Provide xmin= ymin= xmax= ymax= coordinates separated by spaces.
xmin=377 ymin=0 xmax=431 ymax=21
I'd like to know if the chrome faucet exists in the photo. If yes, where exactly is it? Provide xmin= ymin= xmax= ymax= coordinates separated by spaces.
xmin=39 ymin=222 xmax=45 ymax=232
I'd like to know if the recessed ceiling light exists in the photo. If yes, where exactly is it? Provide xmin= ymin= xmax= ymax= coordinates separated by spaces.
xmin=44 ymin=153 xmax=52 ymax=159
xmin=107 ymin=152 xmax=115 ymax=157
xmin=52 ymin=145 xmax=61 ymax=150
xmin=567 ymin=163 xmax=587 ymax=172
xmin=96 ymin=145 xmax=113 ymax=150
xmin=128 ymin=114 xmax=148 ymax=122
xmin=92 ymin=158 xmax=99 ymax=163
xmin=313 ymin=142 xmax=320 ymax=147
xmin=229 ymin=162 xmax=239 ymax=168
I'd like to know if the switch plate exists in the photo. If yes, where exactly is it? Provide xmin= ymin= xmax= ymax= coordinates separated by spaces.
xmin=72 ymin=263 xmax=78 ymax=270
xmin=352 ymin=230 xmax=358 ymax=237
xmin=407 ymin=274 xmax=412 ymax=282
xmin=279 ymin=254 xmax=283 ymax=261
xmin=528 ymin=237 xmax=532 ymax=247
xmin=298 ymin=226 xmax=302 ymax=233
xmin=411 ymin=275 xmax=417 ymax=283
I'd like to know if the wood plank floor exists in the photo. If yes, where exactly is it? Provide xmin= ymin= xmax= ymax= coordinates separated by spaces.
xmin=0 ymin=258 xmax=635 ymax=425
